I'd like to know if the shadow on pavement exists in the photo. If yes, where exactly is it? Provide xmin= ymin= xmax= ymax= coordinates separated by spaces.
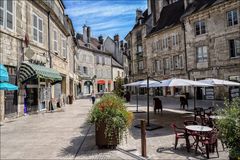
xmin=129 ymin=110 xmax=193 ymax=140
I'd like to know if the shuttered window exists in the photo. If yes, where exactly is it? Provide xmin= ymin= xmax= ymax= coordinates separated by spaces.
xmin=0 ymin=0 xmax=13 ymax=30
xmin=32 ymin=13 xmax=43 ymax=43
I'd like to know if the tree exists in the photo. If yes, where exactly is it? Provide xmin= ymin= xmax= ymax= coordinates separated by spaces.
xmin=113 ymin=77 xmax=124 ymax=97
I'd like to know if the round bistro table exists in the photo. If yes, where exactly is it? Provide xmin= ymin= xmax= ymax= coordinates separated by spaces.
xmin=185 ymin=125 xmax=213 ymax=154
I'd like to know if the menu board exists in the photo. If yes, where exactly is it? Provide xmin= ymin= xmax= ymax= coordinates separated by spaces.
xmin=205 ymin=88 xmax=214 ymax=100
xmin=230 ymin=88 xmax=240 ymax=99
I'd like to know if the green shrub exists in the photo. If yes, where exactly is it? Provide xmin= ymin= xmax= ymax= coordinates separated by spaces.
xmin=216 ymin=98 xmax=240 ymax=158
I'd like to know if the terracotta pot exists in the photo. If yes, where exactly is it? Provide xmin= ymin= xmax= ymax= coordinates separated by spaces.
xmin=95 ymin=122 xmax=119 ymax=149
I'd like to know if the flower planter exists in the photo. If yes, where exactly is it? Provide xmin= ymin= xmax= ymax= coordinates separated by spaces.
xmin=95 ymin=122 xmax=119 ymax=149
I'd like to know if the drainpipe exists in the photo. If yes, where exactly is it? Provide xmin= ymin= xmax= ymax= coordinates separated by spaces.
xmin=182 ymin=23 xmax=190 ymax=79
xmin=48 ymin=11 xmax=52 ymax=68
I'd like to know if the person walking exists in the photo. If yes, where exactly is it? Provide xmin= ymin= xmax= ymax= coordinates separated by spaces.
xmin=91 ymin=90 xmax=96 ymax=104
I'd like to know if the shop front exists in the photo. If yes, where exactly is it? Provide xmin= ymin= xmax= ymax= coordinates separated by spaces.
xmin=19 ymin=62 xmax=62 ymax=114
xmin=97 ymin=80 xmax=105 ymax=92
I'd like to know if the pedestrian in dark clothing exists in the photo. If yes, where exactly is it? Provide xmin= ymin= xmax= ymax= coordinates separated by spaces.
xmin=91 ymin=90 xmax=96 ymax=104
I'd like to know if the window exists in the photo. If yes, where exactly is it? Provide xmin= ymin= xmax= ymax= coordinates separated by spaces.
xmin=137 ymin=44 xmax=142 ymax=53
xmin=197 ymin=46 xmax=208 ymax=63
xmin=102 ymin=57 xmax=105 ymax=65
xmin=138 ymin=61 xmax=144 ymax=70
xmin=136 ymin=31 xmax=141 ymax=41
xmin=227 ymin=10 xmax=238 ymax=26
xmin=162 ymin=37 xmax=168 ymax=49
xmin=155 ymin=60 xmax=161 ymax=71
xmin=195 ymin=20 xmax=206 ymax=35
xmin=118 ymin=71 xmax=120 ymax=77
xmin=96 ymin=56 xmax=99 ymax=64
xmin=163 ymin=58 xmax=170 ymax=70
xmin=229 ymin=39 xmax=240 ymax=58
xmin=62 ymin=38 xmax=66 ymax=58
xmin=172 ymin=34 xmax=179 ymax=46
xmin=53 ymin=30 xmax=58 ymax=52
xmin=83 ymin=66 xmax=88 ymax=74
xmin=33 ymin=13 xmax=43 ymax=43
xmin=0 ymin=0 xmax=13 ymax=30
xmin=173 ymin=55 xmax=183 ymax=69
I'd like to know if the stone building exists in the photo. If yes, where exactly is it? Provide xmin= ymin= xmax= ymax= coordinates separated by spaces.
xmin=145 ymin=0 xmax=187 ymax=96
xmin=125 ymin=8 xmax=152 ymax=83
xmin=182 ymin=0 xmax=240 ymax=99
xmin=76 ymin=26 xmax=112 ymax=95
xmin=125 ymin=0 xmax=240 ymax=99
xmin=0 ymin=0 xmax=77 ymax=122
xmin=103 ymin=35 xmax=126 ymax=89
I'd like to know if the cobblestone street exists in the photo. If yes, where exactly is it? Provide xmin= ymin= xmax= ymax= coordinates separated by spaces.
xmin=1 ymin=96 xmax=229 ymax=159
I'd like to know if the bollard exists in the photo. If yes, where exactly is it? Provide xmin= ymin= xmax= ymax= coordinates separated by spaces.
xmin=141 ymin=119 xmax=147 ymax=157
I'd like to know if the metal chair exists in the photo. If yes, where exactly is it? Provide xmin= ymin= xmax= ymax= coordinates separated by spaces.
xmin=198 ymin=128 xmax=219 ymax=159
xmin=153 ymin=97 xmax=162 ymax=114
xmin=171 ymin=123 xmax=186 ymax=149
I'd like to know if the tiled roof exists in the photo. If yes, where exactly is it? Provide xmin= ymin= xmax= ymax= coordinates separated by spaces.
xmin=76 ymin=33 xmax=101 ymax=50
xmin=149 ymin=0 xmax=185 ymax=34
xmin=182 ymin=0 xmax=225 ymax=18
xmin=112 ymin=58 xmax=123 ymax=69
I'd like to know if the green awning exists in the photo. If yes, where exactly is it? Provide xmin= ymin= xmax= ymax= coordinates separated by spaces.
xmin=19 ymin=62 xmax=62 ymax=83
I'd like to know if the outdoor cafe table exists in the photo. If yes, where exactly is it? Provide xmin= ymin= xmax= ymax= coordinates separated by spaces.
xmin=185 ymin=125 xmax=213 ymax=153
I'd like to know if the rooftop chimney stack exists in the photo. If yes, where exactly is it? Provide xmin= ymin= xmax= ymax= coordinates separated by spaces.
xmin=83 ymin=25 xmax=88 ymax=44
xmin=136 ymin=9 xmax=143 ymax=23
xmin=98 ymin=35 xmax=103 ymax=44
xmin=184 ymin=0 xmax=195 ymax=9
xmin=87 ymin=26 xmax=91 ymax=43
xmin=114 ymin=34 xmax=119 ymax=42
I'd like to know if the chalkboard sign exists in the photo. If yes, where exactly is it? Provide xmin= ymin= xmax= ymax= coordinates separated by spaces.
xmin=230 ymin=88 xmax=240 ymax=99
xmin=206 ymin=88 xmax=214 ymax=100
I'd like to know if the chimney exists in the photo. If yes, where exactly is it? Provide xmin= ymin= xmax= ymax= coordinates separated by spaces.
xmin=155 ymin=0 xmax=168 ymax=22
xmin=83 ymin=25 xmax=88 ymax=44
xmin=135 ymin=9 xmax=143 ymax=23
xmin=147 ymin=0 xmax=151 ymax=15
xmin=98 ymin=35 xmax=103 ymax=51
xmin=114 ymin=34 xmax=119 ymax=42
xmin=87 ymin=26 xmax=91 ymax=43
xmin=98 ymin=35 xmax=103 ymax=44
xmin=184 ymin=0 xmax=195 ymax=9
xmin=151 ymin=0 xmax=157 ymax=26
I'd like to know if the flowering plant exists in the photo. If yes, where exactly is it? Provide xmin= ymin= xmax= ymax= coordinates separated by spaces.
xmin=88 ymin=94 xmax=133 ymax=143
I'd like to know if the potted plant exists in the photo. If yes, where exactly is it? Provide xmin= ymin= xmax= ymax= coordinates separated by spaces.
xmin=88 ymin=94 xmax=133 ymax=149
xmin=216 ymin=98 xmax=240 ymax=160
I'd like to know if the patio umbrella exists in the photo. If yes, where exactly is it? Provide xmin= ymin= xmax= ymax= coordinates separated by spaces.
xmin=198 ymin=78 xmax=240 ymax=102
xmin=198 ymin=78 xmax=240 ymax=86
xmin=123 ymin=80 xmax=160 ymax=112
xmin=0 ymin=82 xmax=18 ymax=91
xmin=141 ymin=78 xmax=212 ymax=110
xmin=0 ymin=64 xmax=9 ymax=82
xmin=144 ymin=78 xmax=211 ymax=88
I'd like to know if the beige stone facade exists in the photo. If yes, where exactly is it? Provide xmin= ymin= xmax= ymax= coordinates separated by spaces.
xmin=0 ymin=0 xmax=77 ymax=122
xmin=183 ymin=0 xmax=240 ymax=99
xmin=126 ymin=0 xmax=240 ymax=99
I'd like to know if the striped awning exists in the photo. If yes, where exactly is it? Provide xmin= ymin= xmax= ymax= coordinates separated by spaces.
xmin=19 ymin=62 xmax=62 ymax=83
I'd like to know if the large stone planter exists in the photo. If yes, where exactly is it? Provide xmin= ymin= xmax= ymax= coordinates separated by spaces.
xmin=95 ymin=122 xmax=119 ymax=149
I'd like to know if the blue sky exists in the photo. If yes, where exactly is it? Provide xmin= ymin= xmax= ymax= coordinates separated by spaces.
xmin=64 ymin=0 xmax=147 ymax=40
